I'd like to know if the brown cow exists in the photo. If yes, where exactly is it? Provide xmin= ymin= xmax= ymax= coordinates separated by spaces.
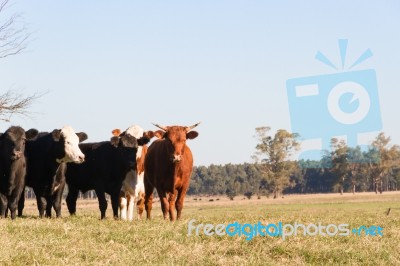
xmin=144 ymin=122 xmax=200 ymax=221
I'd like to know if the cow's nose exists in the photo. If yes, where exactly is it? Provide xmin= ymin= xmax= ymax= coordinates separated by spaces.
xmin=173 ymin=155 xmax=182 ymax=163
xmin=78 ymin=155 xmax=85 ymax=163
xmin=12 ymin=151 xmax=22 ymax=159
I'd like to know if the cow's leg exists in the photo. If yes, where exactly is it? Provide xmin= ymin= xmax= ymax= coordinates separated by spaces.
xmin=156 ymin=188 xmax=170 ymax=220
xmin=168 ymin=190 xmax=177 ymax=221
xmin=119 ymin=191 xmax=127 ymax=221
xmin=111 ymin=192 xmax=120 ymax=220
xmin=52 ymin=183 xmax=65 ymax=218
xmin=32 ymin=187 xmax=47 ymax=218
xmin=66 ymin=186 xmax=79 ymax=215
xmin=144 ymin=192 xmax=153 ymax=220
xmin=0 ymin=194 xmax=7 ymax=218
xmin=17 ymin=187 xmax=25 ymax=217
xmin=9 ymin=185 xmax=25 ymax=219
xmin=9 ymin=196 xmax=19 ymax=220
xmin=36 ymin=196 xmax=46 ymax=218
xmin=96 ymin=190 xmax=107 ymax=219
xmin=144 ymin=178 xmax=154 ymax=220
xmin=45 ymin=196 xmax=53 ymax=218
xmin=175 ymin=187 xmax=188 ymax=220
xmin=51 ymin=197 xmax=59 ymax=218
xmin=127 ymin=193 xmax=135 ymax=221
xmin=137 ymin=192 xmax=145 ymax=219
xmin=45 ymin=201 xmax=52 ymax=218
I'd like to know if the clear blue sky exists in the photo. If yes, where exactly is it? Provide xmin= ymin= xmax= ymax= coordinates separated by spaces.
xmin=1 ymin=1 xmax=399 ymax=166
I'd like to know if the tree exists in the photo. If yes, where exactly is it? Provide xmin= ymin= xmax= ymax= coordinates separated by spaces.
xmin=0 ymin=90 xmax=41 ymax=122
xmin=225 ymin=189 xmax=236 ymax=200
xmin=368 ymin=133 xmax=400 ymax=193
xmin=253 ymin=127 xmax=300 ymax=198
xmin=0 ymin=0 xmax=29 ymax=59
xmin=244 ymin=191 xmax=253 ymax=200
xmin=328 ymin=138 xmax=350 ymax=195
xmin=0 ymin=0 xmax=40 ymax=122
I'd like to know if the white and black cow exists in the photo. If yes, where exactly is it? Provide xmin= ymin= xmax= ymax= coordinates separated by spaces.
xmin=65 ymin=126 xmax=150 ymax=219
xmin=112 ymin=125 xmax=154 ymax=221
xmin=0 ymin=126 xmax=38 ymax=219
xmin=18 ymin=125 xmax=88 ymax=218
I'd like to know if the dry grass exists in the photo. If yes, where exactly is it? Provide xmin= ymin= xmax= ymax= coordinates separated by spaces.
xmin=0 ymin=192 xmax=399 ymax=265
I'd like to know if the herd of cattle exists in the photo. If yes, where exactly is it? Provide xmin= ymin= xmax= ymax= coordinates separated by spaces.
xmin=0 ymin=123 xmax=200 ymax=221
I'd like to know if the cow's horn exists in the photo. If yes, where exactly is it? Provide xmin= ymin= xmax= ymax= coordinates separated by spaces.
xmin=186 ymin=122 xmax=201 ymax=132
xmin=152 ymin=123 xmax=168 ymax=131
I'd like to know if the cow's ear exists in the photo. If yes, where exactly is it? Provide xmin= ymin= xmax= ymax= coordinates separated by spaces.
xmin=187 ymin=131 xmax=198 ymax=140
xmin=110 ymin=136 xmax=119 ymax=147
xmin=154 ymin=130 xmax=165 ymax=139
xmin=26 ymin=129 xmax=39 ymax=140
xmin=144 ymin=130 xmax=155 ymax=139
xmin=112 ymin=129 xmax=121 ymax=136
xmin=76 ymin=132 xmax=88 ymax=142
xmin=52 ymin=129 xmax=62 ymax=142
xmin=138 ymin=136 xmax=150 ymax=146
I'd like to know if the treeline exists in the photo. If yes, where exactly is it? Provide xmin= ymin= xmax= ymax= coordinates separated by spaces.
xmin=188 ymin=162 xmax=333 ymax=196
xmin=188 ymin=159 xmax=399 ymax=197
xmin=189 ymin=132 xmax=400 ymax=198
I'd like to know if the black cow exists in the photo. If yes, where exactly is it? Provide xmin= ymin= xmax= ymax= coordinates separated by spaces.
xmin=0 ymin=126 xmax=38 ymax=219
xmin=18 ymin=125 xmax=88 ymax=218
xmin=66 ymin=127 xmax=150 ymax=219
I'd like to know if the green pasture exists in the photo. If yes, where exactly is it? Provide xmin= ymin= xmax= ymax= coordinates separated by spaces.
xmin=0 ymin=192 xmax=399 ymax=265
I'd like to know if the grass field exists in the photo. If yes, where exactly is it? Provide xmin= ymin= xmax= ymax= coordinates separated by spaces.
xmin=0 ymin=192 xmax=399 ymax=265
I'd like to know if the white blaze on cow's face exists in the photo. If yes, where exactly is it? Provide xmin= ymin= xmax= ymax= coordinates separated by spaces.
xmin=125 ymin=125 xmax=144 ymax=139
xmin=57 ymin=126 xmax=85 ymax=163
xmin=125 ymin=125 xmax=144 ymax=160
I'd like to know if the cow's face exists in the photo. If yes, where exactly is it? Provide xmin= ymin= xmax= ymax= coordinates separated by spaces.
xmin=52 ymin=126 xmax=88 ymax=164
xmin=153 ymin=123 xmax=200 ymax=163
xmin=125 ymin=125 xmax=145 ymax=160
xmin=0 ymin=126 xmax=38 ymax=161
xmin=110 ymin=133 xmax=139 ymax=170
xmin=112 ymin=125 xmax=154 ymax=160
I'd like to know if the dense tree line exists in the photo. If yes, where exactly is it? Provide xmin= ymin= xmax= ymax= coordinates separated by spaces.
xmin=189 ymin=131 xmax=400 ymax=198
